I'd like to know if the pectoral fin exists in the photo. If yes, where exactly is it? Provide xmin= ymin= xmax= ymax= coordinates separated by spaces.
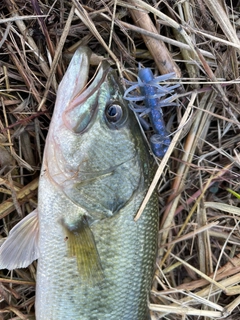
xmin=62 ymin=217 xmax=103 ymax=285
xmin=0 ymin=209 xmax=39 ymax=270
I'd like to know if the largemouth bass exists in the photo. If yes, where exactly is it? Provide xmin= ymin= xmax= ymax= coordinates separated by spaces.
xmin=0 ymin=47 xmax=159 ymax=319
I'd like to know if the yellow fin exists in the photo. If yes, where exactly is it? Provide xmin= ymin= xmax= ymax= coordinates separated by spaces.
xmin=62 ymin=217 xmax=103 ymax=285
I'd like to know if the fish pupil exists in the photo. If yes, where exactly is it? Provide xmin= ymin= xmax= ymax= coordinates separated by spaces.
xmin=105 ymin=103 xmax=123 ymax=123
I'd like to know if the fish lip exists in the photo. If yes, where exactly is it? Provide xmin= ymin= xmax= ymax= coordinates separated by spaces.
xmin=72 ymin=61 xmax=111 ymax=108
xmin=59 ymin=47 xmax=92 ymax=107
xmin=63 ymin=61 xmax=112 ymax=134
xmin=48 ymin=47 xmax=92 ymax=135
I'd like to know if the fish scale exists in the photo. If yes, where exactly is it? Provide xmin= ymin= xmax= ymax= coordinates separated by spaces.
xmin=36 ymin=183 xmax=158 ymax=319
xmin=0 ymin=47 xmax=159 ymax=319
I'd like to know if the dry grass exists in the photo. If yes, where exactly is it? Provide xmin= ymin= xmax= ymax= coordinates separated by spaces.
xmin=1 ymin=0 xmax=240 ymax=319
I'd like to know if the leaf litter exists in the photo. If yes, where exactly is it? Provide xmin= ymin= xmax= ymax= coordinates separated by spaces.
xmin=1 ymin=0 xmax=240 ymax=319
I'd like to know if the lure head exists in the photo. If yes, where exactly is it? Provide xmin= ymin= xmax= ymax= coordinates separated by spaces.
xmin=124 ymin=67 xmax=179 ymax=158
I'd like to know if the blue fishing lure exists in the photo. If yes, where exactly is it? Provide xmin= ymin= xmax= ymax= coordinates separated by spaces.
xmin=124 ymin=68 xmax=179 ymax=157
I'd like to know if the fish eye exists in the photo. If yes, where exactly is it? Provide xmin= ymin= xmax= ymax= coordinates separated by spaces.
xmin=105 ymin=102 xmax=123 ymax=123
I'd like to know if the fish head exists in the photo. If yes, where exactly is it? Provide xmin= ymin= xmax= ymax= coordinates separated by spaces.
xmin=44 ymin=47 xmax=152 ymax=220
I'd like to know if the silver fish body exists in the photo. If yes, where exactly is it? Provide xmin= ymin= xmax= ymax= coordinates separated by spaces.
xmin=0 ymin=47 xmax=159 ymax=320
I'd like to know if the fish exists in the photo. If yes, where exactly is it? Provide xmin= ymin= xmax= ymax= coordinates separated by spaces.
xmin=0 ymin=47 xmax=159 ymax=320
xmin=124 ymin=67 xmax=179 ymax=157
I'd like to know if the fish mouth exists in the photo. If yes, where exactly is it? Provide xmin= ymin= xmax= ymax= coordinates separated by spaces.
xmin=62 ymin=48 xmax=111 ymax=134
xmin=71 ymin=62 xmax=111 ymax=109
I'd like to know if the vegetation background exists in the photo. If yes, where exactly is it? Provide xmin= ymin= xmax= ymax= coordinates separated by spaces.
xmin=0 ymin=0 xmax=240 ymax=319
